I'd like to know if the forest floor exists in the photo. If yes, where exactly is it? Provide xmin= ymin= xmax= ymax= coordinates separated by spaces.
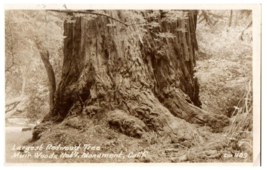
xmin=5 ymin=117 xmax=253 ymax=163
xmin=5 ymin=120 xmax=36 ymax=163
xmin=6 ymin=130 xmax=35 ymax=163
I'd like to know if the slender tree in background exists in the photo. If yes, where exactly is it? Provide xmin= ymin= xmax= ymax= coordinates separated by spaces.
xmin=228 ymin=10 xmax=233 ymax=27
xmin=5 ymin=10 xmax=64 ymax=118
xmin=35 ymin=40 xmax=56 ymax=109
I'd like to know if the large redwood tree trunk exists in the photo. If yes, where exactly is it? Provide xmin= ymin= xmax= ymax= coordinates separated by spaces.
xmin=33 ymin=10 xmax=229 ymax=140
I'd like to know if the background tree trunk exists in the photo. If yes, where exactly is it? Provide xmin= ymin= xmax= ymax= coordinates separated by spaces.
xmin=21 ymin=71 xmax=26 ymax=96
xmin=34 ymin=10 xmax=229 ymax=140
xmin=35 ymin=41 xmax=56 ymax=110
xmin=229 ymin=10 xmax=233 ymax=27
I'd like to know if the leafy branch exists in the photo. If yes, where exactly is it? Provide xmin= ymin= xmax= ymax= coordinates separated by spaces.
xmin=48 ymin=10 xmax=130 ymax=27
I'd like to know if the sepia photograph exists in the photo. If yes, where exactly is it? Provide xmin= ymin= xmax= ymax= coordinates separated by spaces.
xmin=4 ymin=4 xmax=261 ymax=165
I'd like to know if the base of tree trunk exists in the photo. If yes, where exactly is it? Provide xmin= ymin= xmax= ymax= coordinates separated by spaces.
xmin=33 ymin=87 xmax=229 ymax=141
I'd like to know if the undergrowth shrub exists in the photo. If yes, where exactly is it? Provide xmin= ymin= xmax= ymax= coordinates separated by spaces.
xmin=195 ymin=12 xmax=252 ymax=117
xmin=25 ymin=84 xmax=49 ymax=122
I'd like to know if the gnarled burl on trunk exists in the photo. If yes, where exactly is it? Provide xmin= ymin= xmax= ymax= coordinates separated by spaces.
xmin=33 ymin=10 xmax=229 ymax=140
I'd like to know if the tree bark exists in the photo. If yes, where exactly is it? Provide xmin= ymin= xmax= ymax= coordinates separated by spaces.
xmin=35 ymin=41 xmax=56 ymax=110
xmin=33 ymin=10 xmax=229 ymax=140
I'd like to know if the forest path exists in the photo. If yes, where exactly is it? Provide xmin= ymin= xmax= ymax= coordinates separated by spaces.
xmin=5 ymin=119 xmax=39 ymax=163
xmin=5 ymin=129 xmax=35 ymax=163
